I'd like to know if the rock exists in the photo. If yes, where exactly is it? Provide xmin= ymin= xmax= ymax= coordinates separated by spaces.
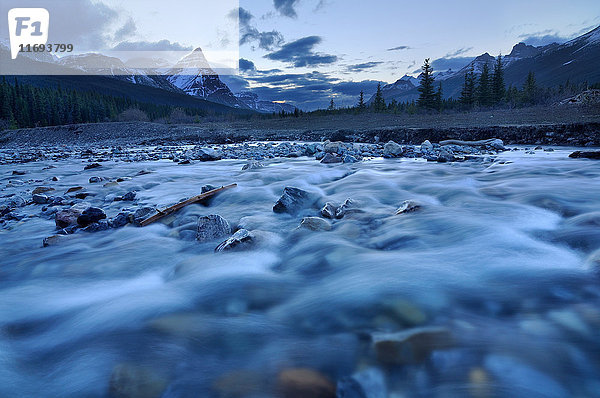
xmin=65 ymin=186 xmax=84 ymax=194
xmin=108 ymin=363 xmax=167 ymax=398
xmin=82 ymin=220 xmax=110 ymax=233
xmin=201 ymin=184 xmax=219 ymax=194
xmin=43 ymin=234 xmax=75 ymax=247
xmin=273 ymin=187 xmax=320 ymax=214
xmin=132 ymin=207 xmax=154 ymax=226
xmin=111 ymin=212 xmax=132 ymax=228
xmin=242 ymin=160 xmax=264 ymax=170
xmin=75 ymin=192 xmax=91 ymax=199
xmin=104 ymin=181 xmax=119 ymax=187
xmin=215 ymin=229 xmax=254 ymax=252
xmin=335 ymin=199 xmax=358 ymax=219
xmin=32 ymin=194 xmax=50 ymax=204
xmin=32 ymin=186 xmax=55 ymax=194
xmin=343 ymin=155 xmax=359 ymax=163
xmin=55 ymin=203 xmax=90 ymax=228
xmin=321 ymin=202 xmax=337 ymax=219
xmin=115 ymin=191 xmax=136 ymax=202
xmin=51 ymin=176 xmax=59 ymax=181
xmin=395 ymin=200 xmax=422 ymax=215
xmin=277 ymin=368 xmax=336 ymax=398
xmin=12 ymin=170 xmax=26 ymax=175
xmin=321 ymin=153 xmax=343 ymax=164
xmin=486 ymin=138 xmax=505 ymax=151
xmin=84 ymin=162 xmax=101 ymax=170
xmin=89 ymin=176 xmax=103 ymax=183
xmin=437 ymin=148 xmax=455 ymax=162
xmin=298 ymin=217 xmax=332 ymax=231
xmin=196 ymin=214 xmax=231 ymax=242
xmin=324 ymin=141 xmax=343 ymax=154
xmin=421 ymin=140 xmax=434 ymax=151
xmin=336 ymin=368 xmax=387 ymax=398
xmin=383 ymin=141 xmax=403 ymax=158
xmin=197 ymin=147 xmax=222 ymax=161
xmin=6 ymin=195 xmax=26 ymax=208
xmin=372 ymin=327 xmax=454 ymax=365
xmin=315 ymin=151 xmax=325 ymax=160
xmin=77 ymin=207 xmax=107 ymax=227
xmin=569 ymin=151 xmax=600 ymax=159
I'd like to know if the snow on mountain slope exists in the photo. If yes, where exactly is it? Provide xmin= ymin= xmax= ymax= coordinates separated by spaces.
xmin=236 ymin=92 xmax=297 ymax=113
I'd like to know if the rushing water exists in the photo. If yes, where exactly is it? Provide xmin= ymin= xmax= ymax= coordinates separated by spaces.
xmin=1 ymin=147 xmax=600 ymax=397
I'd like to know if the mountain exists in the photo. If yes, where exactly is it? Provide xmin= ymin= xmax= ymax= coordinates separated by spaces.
xmin=375 ymin=25 xmax=600 ymax=103
xmin=368 ymin=77 xmax=416 ymax=104
xmin=236 ymin=91 xmax=297 ymax=113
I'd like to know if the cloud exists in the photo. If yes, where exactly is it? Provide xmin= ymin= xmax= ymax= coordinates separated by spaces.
xmin=265 ymin=36 xmax=337 ymax=67
xmin=114 ymin=18 xmax=137 ymax=42
xmin=236 ymin=7 xmax=285 ymax=50
xmin=346 ymin=61 xmax=383 ymax=72
xmin=429 ymin=56 xmax=474 ymax=72
xmin=112 ymin=40 xmax=193 ymax=51
xmin=387 ymin=46 xmax=411 ymax=51
xmin=444 ymin=47 xmax=473 ymax=58
xmin=273 ymin=0 xmax=299 ymax=18
xmin=239 ymin=58 xmax=256 ymax=72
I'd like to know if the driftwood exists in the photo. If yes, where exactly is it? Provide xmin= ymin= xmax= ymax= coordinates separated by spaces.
xmin=140 ymin=184 xmax=237 ymax=227
xmin=439 ymin=138 xmax=499 ymax=146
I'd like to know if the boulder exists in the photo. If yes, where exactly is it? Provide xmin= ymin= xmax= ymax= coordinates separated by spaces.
xmin=372 ymin=327 xmax=454 ymax=365
xmin=32 ymin=186 xmax=55 ymax=194
xmin=383 ymin=141 xmax=403 ymax=158
xmin=273 ymin=187 xmax=320 ymax=214
xmin=196 ymin=215 xmax=231 ymax=242
xmin=569 ymin=151 xmax=600 ymax=159
xmin=324 ymin=141 xmax=343 ymax=154
xmin=486 ymin=138 xmax=505 ymax=151
xmin=77 ymin=207 xmax=107 ymax=227
xmin=55 ymin=203 xmax=90 ymax=228
xmin=320 ymin=153 xmax=343 ymax=164
xmin=343 ymin=155 xmax=359 ymax=163
xmin=32 ymin=194 xmax=50 ymax=204
xmin=215 ymin=229 xmax=254 ymax=252
xmin=277 ymin=368 xmax=336 ymax=398
xmin=321 ymin=202 xmax=337 ymax=219
xmin=298 ymin=217 xmax=332 ymax=231
xmin=197 ymin=147 xmax=222 ymax=161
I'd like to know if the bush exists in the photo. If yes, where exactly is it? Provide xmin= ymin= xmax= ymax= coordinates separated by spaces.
xmin=169 ymin=108 xmax=196 ymax=124
xmin=117 ymin=108 xmax=149 ymax=122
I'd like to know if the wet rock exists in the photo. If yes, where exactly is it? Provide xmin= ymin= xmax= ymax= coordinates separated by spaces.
xmin=321 ymin=202 xmax=337 ymax=219
xmin=84 ymin=162 xmax=101 ymax=170
xmin=215 ymin=229 xmax=254 ymax=252
xmin=421 ymin=140 xmax=434 ymax=152
xmin=324 ymin=141 xmax=343 ymax=154
xmin=12 ymin=170 xmax=26 ymax=175
xmin=335 ymin=199 xmax=358 ymax=219
xmin=337 ymin=367 xmax=387 ymax=398
xmin=343 ymin=155 xmax=359 ymax=163
xmin=242 ymin=160 xmax=264 ymax=170
xmin=569 ymin=151 xmax=600 ymax=159
xmin=111 ymin=212 xmax=132 ymax=228
xmin=51 ymin=176 xmax=59 ymax=181
xmin=32 ymin=194 xmax=50 ymax=204
xmin=395 ymin=200 xmax=422 ymax=215
xmin=196 ymin=214 xmax=231 ymax=242
xmin=82 ymin=220 xmax=110 ymax=233
xmin=43 ymin=234 xmax=76 ymax=247
xmin=132 ymin=207 xmax=154 ymax=226
xmin=298 ymin=217 xmax=332 ymax=231
xmin=273 ymin=187 xmax=320 ymax=214
xmin=321 ymin=153 xmax=343 ymax=164
xmin=6 ymin=195 xmax=26 ymax=208
xmin=32 ymin=186 xmax=55 ymax=194
xmin=372 ymin=327 xmax=454 ymax=365
xmin=315 ymin=151 xmax=325 ymax=160
xmin=75 ymin=192 xmax=91 ymax=199
xmin=89 ymin=176 xmax=104 ymax=183
xmin=436 ymin=148 xmax=455 ymax=162
xmin=486 ymin=138 xmax=505 ymax=151
xmin=77 ymin=207 xmax=107 ymax=227
xmin=108 ymin=363 xmax=167 ymax=398
xmin=55 ymin=203 xmax=90 ymax=228
xmin=201 ymin=184 xmax=219 ymax=194
xmin=277 ymin=368 xmax=336 ymax=398
xmin=197 ymin=147 xmax=222 ymax=161
xmin=104 ymin=181 xmax=119 ymax=188
xmin=114 ymin=191 xmax=136 ymax=202
xmin=65 ymin=186 xmax=84 ymax=194
xmin=383 ymin=141 xmax=403 ymax=158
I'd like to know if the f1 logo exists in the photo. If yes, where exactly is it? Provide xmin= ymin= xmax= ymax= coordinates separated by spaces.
xmin=8 ymin=8 xmax=49 ymax=60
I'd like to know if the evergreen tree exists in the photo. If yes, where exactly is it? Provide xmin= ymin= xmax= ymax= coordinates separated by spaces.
xmin=477 ymin=62 xmax=492 ymax=107
xmin=491 ymin=54 xmax=506 ymax=104
xmin=459 ymin=64 xmax=476 ymax=109
xmin=522 ymin=71 xmax=537 ymax=105
xmin=373 ymin=83 xmax=386 ymax=111
xmin=328 ymin=98 xmax=335 ymax=111
xmin=417 ymin=58 xmax=436 ymax=110
xmin=358 ymin=90 xmax=366 ymax=109
xmin=435 ymin=83 xmax=443 ymax=111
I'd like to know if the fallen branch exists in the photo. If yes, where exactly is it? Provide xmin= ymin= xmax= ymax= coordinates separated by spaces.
xmin=140 ymin=184 xmax=237 ymax=227
xmin=439 ymin=138 xmax=499 ymax=146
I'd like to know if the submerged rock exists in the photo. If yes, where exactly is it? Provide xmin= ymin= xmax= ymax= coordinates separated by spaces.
xmin=298 ymin=217 xmax=332 ymax=231
xmin=89 ymin=176 xmax=103 ymax=183
xmin=321 ymin=202 xmax=337 ymax=219
xmin=108 ymin=363 xmax=167 ymax=398
xmin=32 ymin=194 xmax=50 ymax=204
xmin=335 ymin=198 xmax=358 ymax=219
xmin=215 ymin=229 xmax=254 ymax=252
xmin=372 ymin=327 xmax=454 ymax=365
xmin=196 ymin=214 xmax=231 ymax=242
xmin=132 ymin=207 xmax=154 ymax=226
xmin=242 ymin=160 xmax=264 ymax=170
xmin=383 ymin=141 xmax=403 ymax=158
xmin=115 ymin=191 xmax=136 ymax=202
xmin=84 ymin=162 xmax=101 ymax=170
xmin=77 ymin=207 xmax=107 ymax=227
xmin=395 ymin=200 xmax=422 ymax=215
xmin=277 ymin=368 xmax=336 ymax=398
xmin=569 ymin=151 xmax=600 ymax=159
xmin=273 ymin=187 xmax=320 ymax=214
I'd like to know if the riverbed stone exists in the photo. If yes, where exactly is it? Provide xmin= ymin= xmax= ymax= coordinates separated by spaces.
xmin=372 ymin=327 xmax=454 ymax=365
xmin=298 ymin=217 xmax=332 ymax=231
xmin=215 ymin=229 xmax=254 ymax=252
xmin=32 ymin=186 xmax=55 ymax=194
xmin=277 ymin=368 xmax=336 ymax=398
xmin=569 ymin=151 xmax=600 ymax=159
xmin=84 ymin=162 xmax=101 ymax=170
xmin=108 ymin=363 xmax=167 ymax=398
xmin=89 ymin=176 xmax=103 ymax=183
xmin=197 ymin=147 xmax=222 ymax=161
xmin=321 ymin=202 xmax=337 ymax=219
xmin=196 ymin=214 xmax=231 ymax=242
xmin=337 ymin=367 xmax=387 ymax=398
xmin=242 ymin=160 xmax=264 ymax=170
xmin=32 ymin=194 xmax=50 ymax=204
xmin=395 ymin=200 xmax=422 ymax=215
xmin=77 ymin=207 xmax=107 ymax=227
xmin=55 ymin=202 xmax=90 ymax=228
xmin=273 ymin=187 xmax=320 ymax=214
xmin=321 ymin=153 xmax=343 ymax=164
xmin=383 ymin=141 xmax=404 ymax=158
xmin=132 ymin=207 xmax=154 ymax=226
xmin=335 ymin=198 xmax=358 ymax=219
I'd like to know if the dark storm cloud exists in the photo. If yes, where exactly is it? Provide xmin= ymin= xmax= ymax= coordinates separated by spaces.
xmin=265 ymin=36 xmax=337 ymax=67
xmin=112 ymin=40 xmax=193 ymax=51
xmin=387 ymin=46 xmax=411 ymax=51
xmin=346 ymin=61 xmax=383 ymax=72
xmin=239 ymin=58 xmax=256 ymax=72
xmin=234 ymin=7 xmax=285 ymax=51
xmin=273 ymin=0 xmax=299 ymax=18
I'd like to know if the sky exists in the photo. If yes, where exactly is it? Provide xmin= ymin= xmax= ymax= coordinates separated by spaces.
xmin=2 ymin=0 xmax=599 ymax=109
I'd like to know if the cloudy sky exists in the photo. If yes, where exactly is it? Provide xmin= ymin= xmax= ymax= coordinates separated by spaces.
xmin=2 ymin=0 xmax=599 ymax=109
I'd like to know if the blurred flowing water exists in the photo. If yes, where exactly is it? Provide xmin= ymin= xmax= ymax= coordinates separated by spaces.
xmin=1 ymin=147 xmax=599 ymax=397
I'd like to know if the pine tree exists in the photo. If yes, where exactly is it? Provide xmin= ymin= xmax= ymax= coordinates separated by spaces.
xmin=435 ymin=83 xmax=443 ymax=111
xmin=373 ymin=83 xmax=386 ymax=111
xmin=358 ymin=90 xmax=366 ymax=109
xmin=417 ymin=58 xmax=436 ymax=110
xmin=491 ymin=54 xmax=506 ymax=104
xmin=460 ymin=64 xmax=476 ymax=109
xmin=477 ymin=62 xmax=492 ymax=107
xmin=522 ymin=71 xmax=537 ymax=105
xmin=328 ymin=98 xmax=335 ymax=111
